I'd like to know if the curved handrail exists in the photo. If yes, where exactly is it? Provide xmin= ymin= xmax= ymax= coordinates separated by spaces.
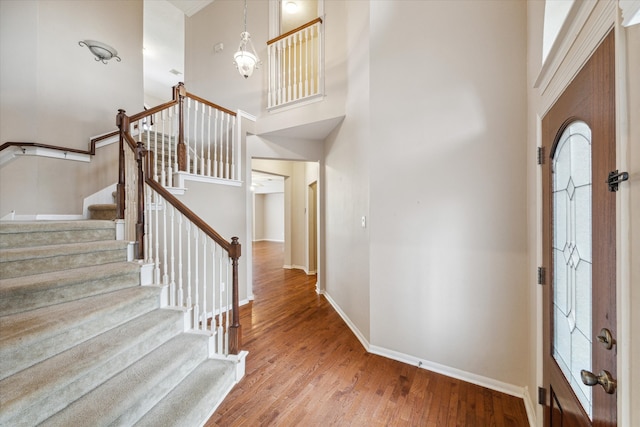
xmin=0 ymin=128 xmax=118 ymax=155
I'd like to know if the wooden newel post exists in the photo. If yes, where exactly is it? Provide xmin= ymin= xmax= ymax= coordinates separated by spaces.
xmin=176 ymin=82 xmax=187 ymax=172
xmin=116 ymin=109 xmax=127 ymax=220
xmin=135 ymin=140 xmax=146 ymax=259
xmin=228 ymin=236 xmax=242 ymax=355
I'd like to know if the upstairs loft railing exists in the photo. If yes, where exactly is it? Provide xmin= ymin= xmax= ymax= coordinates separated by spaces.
xmin=267 ymin=17 xmax=324 ymax=109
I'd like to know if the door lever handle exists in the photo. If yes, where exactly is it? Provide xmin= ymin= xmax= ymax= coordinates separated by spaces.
xmin=580 ymin=369 xmax=617 ymax=394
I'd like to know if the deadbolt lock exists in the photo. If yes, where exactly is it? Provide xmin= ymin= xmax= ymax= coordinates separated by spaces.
xmin=597 ymin=328 xmax=615 ymax=350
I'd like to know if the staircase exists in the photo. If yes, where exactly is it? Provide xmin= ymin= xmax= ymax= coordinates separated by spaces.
xmin=0 ymin=220 xmax=236 ymax=427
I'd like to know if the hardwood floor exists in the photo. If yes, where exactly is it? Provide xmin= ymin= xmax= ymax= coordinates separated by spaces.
xmin=206 ymin=241 xmax=529 ymax=426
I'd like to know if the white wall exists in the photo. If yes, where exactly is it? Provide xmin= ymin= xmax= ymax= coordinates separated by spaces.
xmin=0 ymin=0 xmax=144 ymax=217
xmin=365 ymin=0 xmax=528 ymax=389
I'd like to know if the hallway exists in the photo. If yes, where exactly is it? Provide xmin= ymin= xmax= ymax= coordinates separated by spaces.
xmin=206 ymin=241 xmax=528 ymax=426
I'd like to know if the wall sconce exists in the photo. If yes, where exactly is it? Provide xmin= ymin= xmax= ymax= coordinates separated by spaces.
xmin=79 ymin=40 xmax=121 ymax=64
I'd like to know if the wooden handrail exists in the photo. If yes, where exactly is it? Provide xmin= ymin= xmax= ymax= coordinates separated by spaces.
xmin=129 ymin=99 xmax=179 ymax=122
xmin=185 ymin=92 xmax=237 ymax=117
xmin=267 ymin=17 xmax=323 ymax=45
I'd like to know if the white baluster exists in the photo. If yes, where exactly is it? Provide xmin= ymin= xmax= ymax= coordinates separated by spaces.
xmin=185 ymin=98 xmax=191 ymax=174
xmin=193 ymin=227 xmax=200 ymax=329
xmin=145 ymin=186 xmax=152 ymax=263
xmin=293 ymin=33 xmax=298 ymax=101
xmin=224 ymin=255 xmax=230 ymax=355
xmin=217 ymin=250 xmax=224 ymax=354
xmin=317 ymin=23 xmax=323 ymax=96
xmin=169 ymin=106 xmax=176 ymax=188
xmin=207 ymin=106 xmax=212 ymax=177
xmin=201 ymin=235 xmax=208 ymax=331
xmin=298 ymin=32 xmax=303 ymax=100
xmin=186 ymin=221 xmax=192 ymax=312
xmin=161 ymin=110 xmax=167 ymax=187
xmin=305 ymin=27 xmax=310 ymax=97
xmin=162 ymin=192 xmax=169 ymax=285
xmin=225 ymin=113 xmax=230 ymax=179
xmin=211 ymin=240 xmax=218 ymax=340
xmin=200 ymin=101 xmax=205 ymax=176
xmin=277 ymin=43 xmax=282 ymax=106
xmin=154 ymin=191 xmax=160 ymax=284
xmin=213 ymin=109 xmax=219 ymax=178
xmin=192 ymin=99 xmax=198 ymax=174
xmin=231 ymin=115 xmax=236 ymax=181
xmin=177 ymin=212 xmax=184 ymax=306
xmin=169 ymin=204 xmax=176 ymax=306
xmin=287 ymin=37 xmax=292 ymax=102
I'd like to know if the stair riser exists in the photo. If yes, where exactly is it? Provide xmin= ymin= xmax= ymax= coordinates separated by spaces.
xmin=0 ymin=223 xmax=116 ymax=249
xmin=0 ymin=270 xmax=139 ymax=317
xmin=0 ymin=310 xmax=186 ymax=427
xmin=0 ymin=248 xmax=127 ymax=279
xmin=0 ymin=288 xmax=160 ymax=380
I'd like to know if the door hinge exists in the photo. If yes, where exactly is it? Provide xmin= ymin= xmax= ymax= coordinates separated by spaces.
xmin=537 ymin=266 xmax=546 ymax=285
xmin=607 ymin=170 xmax=629 ymax=192
xmin=537 ymin=147 xmax=545 ymax=165
xmin=538 ymin=386 xmax=547 ymax=405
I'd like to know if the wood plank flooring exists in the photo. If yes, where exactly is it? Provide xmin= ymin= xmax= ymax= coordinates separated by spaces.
xmin=206 ymin=241 xmax=529 ymax=426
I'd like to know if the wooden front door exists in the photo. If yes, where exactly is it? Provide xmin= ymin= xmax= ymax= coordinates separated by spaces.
xmin=542 ymin=31 xmax=617 ymax=426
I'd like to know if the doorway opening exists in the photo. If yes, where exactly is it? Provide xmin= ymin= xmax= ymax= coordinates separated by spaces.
xmin=251 ymin=159 xmax=320 ymax=285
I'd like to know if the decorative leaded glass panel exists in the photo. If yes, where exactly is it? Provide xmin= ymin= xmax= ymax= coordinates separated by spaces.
xmin=552 ymin=121 xmax=592 ymax=419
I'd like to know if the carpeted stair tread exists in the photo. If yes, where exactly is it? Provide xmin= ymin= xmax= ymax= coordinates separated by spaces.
xmin=135 ymin=358 xmax=236 ymax=427
xmin=0 ymin=240 xmax=129 ymax=279
xmin=0 ymin=309 xmax=186 ymax=427
xmin=0 ymin=261 xmax=140 ymax=317
xmin=0 ymin=286 xmax=160 ymax=380
xmin=0 ymin=220 xmax=116 ymax=249
xmin=40 ymin=333 xmax=210 ymax=427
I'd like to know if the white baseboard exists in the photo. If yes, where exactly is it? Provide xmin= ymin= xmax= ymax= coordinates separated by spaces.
xmin=253 ymin=238 xmax=284 ymax=242
xmin=522 ymin=386 xmax=537 ymax=427
xmin=323 ymin=289 xmax=535 ymax=426
xmin=321 ymin=291 xmax=371 ymax=351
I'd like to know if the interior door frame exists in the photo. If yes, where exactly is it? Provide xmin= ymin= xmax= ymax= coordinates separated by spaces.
xmin=533 ymin=1 xmax=633 ymax=425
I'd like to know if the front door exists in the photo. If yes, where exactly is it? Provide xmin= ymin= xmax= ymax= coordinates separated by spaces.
xmin=542 ymin=31 xmax=617 ymax=426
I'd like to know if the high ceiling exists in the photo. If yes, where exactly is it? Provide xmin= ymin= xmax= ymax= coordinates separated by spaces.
xmin=167 ymin=0 xmax=214 ymax=17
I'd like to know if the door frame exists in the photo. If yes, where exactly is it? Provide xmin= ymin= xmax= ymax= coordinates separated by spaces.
xmin=532 ymin=1 xmax=633 ymax=425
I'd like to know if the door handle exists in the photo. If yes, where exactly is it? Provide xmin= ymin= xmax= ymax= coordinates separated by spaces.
xmin=580 ymin=369 xmax=617 ymax=394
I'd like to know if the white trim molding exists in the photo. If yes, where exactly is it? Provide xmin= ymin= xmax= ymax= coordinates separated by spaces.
xmin=620 ymin=0 xmax=640 ymax=26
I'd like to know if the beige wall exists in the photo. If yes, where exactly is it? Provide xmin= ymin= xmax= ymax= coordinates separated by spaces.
xmin=253 ymin=192 xmax=285 ymax=242
xmin=365 ymin=0 xmax=528 ymax=388
xmin=0 ymin=0 xmax=144 ymax=217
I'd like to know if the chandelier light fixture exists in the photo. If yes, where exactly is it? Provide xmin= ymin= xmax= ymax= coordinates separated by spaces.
xmin=233 ymin=0 xmax=261 ymax=78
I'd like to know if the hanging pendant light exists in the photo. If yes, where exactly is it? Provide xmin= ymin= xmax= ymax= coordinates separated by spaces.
xmin=234 ymin=0 xmax=261 ymax=78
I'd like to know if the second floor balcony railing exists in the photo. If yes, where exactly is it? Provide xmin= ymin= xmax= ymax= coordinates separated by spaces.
xmin=267 ymin=17 xmax=323 ymax=109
